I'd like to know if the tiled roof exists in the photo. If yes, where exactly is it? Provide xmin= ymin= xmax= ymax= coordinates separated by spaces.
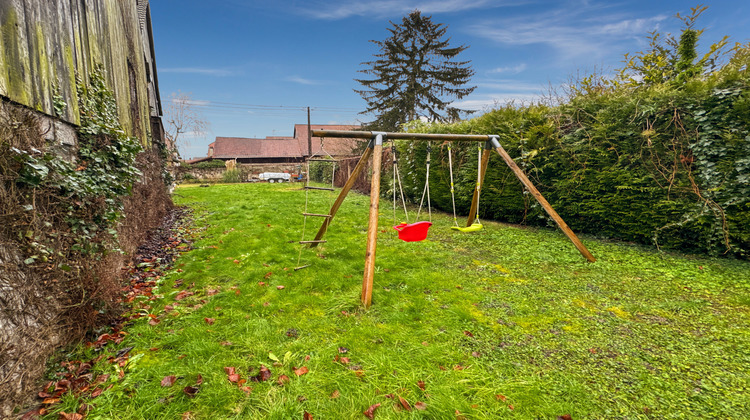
xmin=210 ymin=124 xmax=364 ymax=159
xmin=212 ymin=137 xmax=303 ymax=159
xmin=293 ymin=124 xmax=363 ymax=157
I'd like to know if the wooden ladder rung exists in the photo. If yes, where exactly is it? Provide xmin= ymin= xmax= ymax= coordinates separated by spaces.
xmin=299 ymin=240 xmax=327 ymax=244
xmin=307 ymin=159 xmax=338 ymax=162
xmin=303 ymin=213 xmax=332 ymax=218
xmin=305 ymin=186 xmax=335 ymax=191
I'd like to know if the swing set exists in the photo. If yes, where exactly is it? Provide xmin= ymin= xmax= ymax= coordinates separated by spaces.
xmin=303 ymin=130 xmax=596 ymax=308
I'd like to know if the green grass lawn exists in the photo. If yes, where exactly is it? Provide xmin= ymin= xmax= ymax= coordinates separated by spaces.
xmin=46 ymin=183 xmax=750 ymax=419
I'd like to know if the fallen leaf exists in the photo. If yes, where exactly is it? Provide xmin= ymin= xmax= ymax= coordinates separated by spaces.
xmin=58 ymin=412 xmax=83 ymax=420
xmin=183 ymin=386 xmax=199 ymax=397
xmin=330 ymin=389 xmax=340 ymax=399
xmin=339 ymin=357 xmax=350 ymax=365
xmin=415 ymin=401 xmax=427 ymax=410
xmin=235 ymin=289 xmax=241 ymax=296
xmin=463 ymin=330 xmax=474 ymax=338
xmin=204 ymin=318 xmax=215 ymax=325
xmin=557 ymin=415 xmax=573 ymax=420
xmin=240 ymin=386 xmax=252 ymax=395
xmin=175 ymin=291 xmax=194 ymax=300
xmin=508 ymin=405 xmax=515 ymax=410
xmin=495 ymin=394 xmax=507 ymax=402
xmin=196 ymin=374 xmax=203 ymax=385
xmin=363 ymin=403 xmax=380 ymax=419
xmin=294 ymin=366 xmax=309 ymax=376
xmin=148 ymin=318 xmax=160 ymax=326
xmin=228 ymin=374 xmax=240 ymax=383
xmin=276 ymin=285 xmax=285 ymax=290
xmin=398 ymin=395 xmax=412 ymax=411
xmin=224 ymin=367 xmax=236 ymax=375
xmin=220 ymin=341 xmax=233 ymax=346
xmin=161 ymin=375 xmax=177 ymax=387
xmin=264 ymin=272 xmax=273 ymax=279
xmin=182 ymin=412 xmax=194 ymax=420
xmin=471 ymin=351 xmax=481 ymax=358
xmin=42 ymin=398 xmax=60 ymax=405
xmin=277 ymin=375 xmax=290 ymax=385
xmin=417 ymin=380 xmax=426 ymax=391
xmin=303 ymin=412 xmax=314 ymax=420
xmin=258 ymin=282 xmax=266 ymax=286
xmin=233 ymin=259 xmax=240 ymax=264
xmin=253 ymin=365 xmax=272 ymax=382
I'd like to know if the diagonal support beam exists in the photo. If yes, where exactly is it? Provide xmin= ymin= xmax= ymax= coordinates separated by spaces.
xmin=489 ymin=136 xmax=595 ymax=262
xmin=310 ymin=139 xmax=374 ymax=247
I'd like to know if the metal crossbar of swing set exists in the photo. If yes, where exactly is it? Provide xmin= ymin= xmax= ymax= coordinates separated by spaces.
xmin=311 ymin=130 xmax=493 ymax=142
xmin=308 ymin=129 xmax=596 ymax=308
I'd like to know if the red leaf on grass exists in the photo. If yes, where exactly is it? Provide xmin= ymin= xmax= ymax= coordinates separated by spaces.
xmin=303 ymin=411 xmax=314 ymax=420
xmin=495 ymin=394 xmax=507 ymax=402
xmin=339 ymin=357 xmax=350 ymax=365
xmin=276 ymin=285 xmax=285 ymax=290
xmin=264 ymin=272 xmax=273 ymax=279
xmin=240 ymin=386 xmax=252 ymax=395
xmin=58 ymin=412 xmax=83 ymax=420
xmin=228 ymin=374 xmax=240 ymax=383
xmin=330 ymin=389 xmax=340 ymax=399
xmin=148 ymin=318 xmax=160 ymax=326
xmin=161 ymin=375 xmax=177 ymax=387
xmin=196 ymin=374 xmax=203 ymax=385
xmin=175 ymin=291 xmax=194 ymax=301
xmin=417 ymin=380 xmax=426 ymax=391
xmin=294 ymin=366 xmax=309 ymax=376
xmin=224 ymin=367 xmax=236 ymax=375
xmin=258 ymin=282 xmax=266 ymax=286
xmin=463 ymin=330 xmax=474 ymax=338
xmin=204 ymin=318 xmax=215 ymax=325
xmin=252 ymin=365 xmax=272 ymax=382
xmin=183 ymin=386 xmax=199 ymax=397
xmin=415 ymin=401 xmax=427 ymax=410
xmin=363 ymin=403 xmax=380 ymax=419
xmin=398 ymin=395 xmax=412 ymax=411
xmin=277 ymin=374 xmax=290 ymax=385
xmin=557 ymin=415 xmax=572 ymax=420
xmin=233 ymin=259 xmax=240 ymax=264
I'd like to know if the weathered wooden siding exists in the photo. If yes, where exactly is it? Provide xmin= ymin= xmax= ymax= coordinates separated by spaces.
xmin=0 ymin=0 xmax=155 ymax=144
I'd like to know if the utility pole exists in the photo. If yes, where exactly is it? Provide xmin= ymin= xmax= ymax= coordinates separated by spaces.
xmin=307 ymin=106 xmax=312 ymax=157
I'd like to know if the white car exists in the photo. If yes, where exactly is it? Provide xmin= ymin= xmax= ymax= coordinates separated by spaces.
xmin=258 ymin=172 xmax=291 ymax=183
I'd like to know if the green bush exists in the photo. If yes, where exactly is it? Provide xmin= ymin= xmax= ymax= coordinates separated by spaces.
xmin=221 ymin=168 xmax=241 ymax=183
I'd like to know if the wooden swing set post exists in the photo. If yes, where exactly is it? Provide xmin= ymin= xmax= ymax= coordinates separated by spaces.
xmin=488 ymin=136 xmax=596 ymax=263
xmin=362 ymin=133 xmax=385 ymax=308
xmin=309 ymin=142 xmax=374 ymax=248
xmin=465 ymin=143 xmax=492 ymax=227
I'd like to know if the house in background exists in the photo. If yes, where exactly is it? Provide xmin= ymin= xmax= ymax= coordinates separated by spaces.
xmin=195 ymin=123 xmax=363 ymax=168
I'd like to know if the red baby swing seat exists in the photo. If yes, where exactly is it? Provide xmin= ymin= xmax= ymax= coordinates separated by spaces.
xmin=393 ymin=221 xmax=433 ymax=242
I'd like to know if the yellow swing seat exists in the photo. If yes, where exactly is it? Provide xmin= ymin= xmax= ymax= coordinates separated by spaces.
xmin=451 ymin=222 xmax=483 ymax=233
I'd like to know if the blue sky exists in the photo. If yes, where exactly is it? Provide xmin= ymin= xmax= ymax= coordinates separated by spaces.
xmin=149 ymin=1 xmax=750 ymax=159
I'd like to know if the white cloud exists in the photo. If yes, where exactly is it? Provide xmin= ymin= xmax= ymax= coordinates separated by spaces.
xmin=285 ymin=76 xmax=324 ymax=85
xmin=298 ymin=0 xmax=523 ymax=20
xmin=467 ymin=9 xmax=668 ymax=60
xmin=160 ymin=67 xmax=235 ymax=77
xmin=488 ymin=63 xmax=527 ymax=74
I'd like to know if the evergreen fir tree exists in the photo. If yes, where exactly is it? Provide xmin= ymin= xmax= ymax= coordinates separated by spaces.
xmin=355 ymin=10 xmax=476 ymax=131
